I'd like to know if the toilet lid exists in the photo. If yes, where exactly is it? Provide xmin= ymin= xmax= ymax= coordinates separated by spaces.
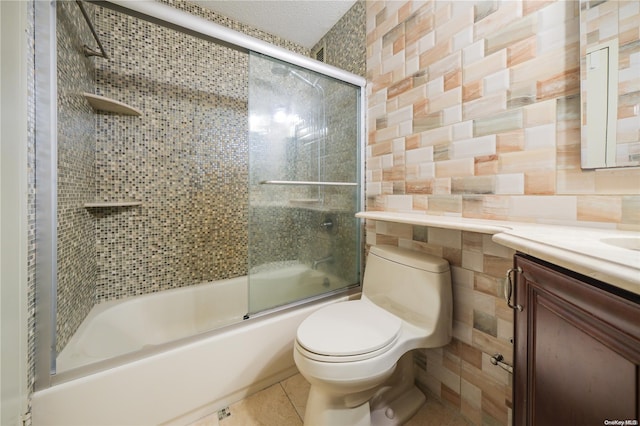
xmin=296 ymin=301 xmax=402 ymax=357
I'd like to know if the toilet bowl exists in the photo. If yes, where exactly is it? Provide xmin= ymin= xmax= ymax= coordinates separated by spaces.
xmin=294 ymin=245 xmax=453 ymax=426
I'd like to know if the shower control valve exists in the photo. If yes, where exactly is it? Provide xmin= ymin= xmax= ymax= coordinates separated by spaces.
xmin=319 ymin=217 xmax=333 ymax=231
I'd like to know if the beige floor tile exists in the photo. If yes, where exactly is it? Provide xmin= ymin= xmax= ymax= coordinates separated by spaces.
xmin=281 ymin=374 xmax=311 ymax=420
xmin=405 ymin=395 xmax=472 ymax=426
xmin=189 ymin=375 xmax=468 ymax=426
xmin=219 ymin=383 xmax=302 ymax=426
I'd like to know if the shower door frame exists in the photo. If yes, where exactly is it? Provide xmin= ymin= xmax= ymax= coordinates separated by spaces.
xmin=34 ymin=0 xmax=366 ymax=390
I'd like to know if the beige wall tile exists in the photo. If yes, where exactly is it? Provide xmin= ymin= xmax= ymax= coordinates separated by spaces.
xmin=436 ymin=158 xmax=475 ymax=178
xmin=463 ymin=50 xmax=507 ymax=84
xmin=509 ymin=195 xmax=577 ymax=221
xmin=577 ymin=196 xmax=623 ymax=223
xmin=474 ymin=109 xmax=523 ymax=137
xmin=594 ymin=168 xmax=640 ymax=194
xmin=524 ymin=99 xmax=556 ymax=126
xmin=427 ymin=195 xmax=463 ymax=213
xmin=499 ymin=148 xmax=555 ymax=174
xmin=485 ymin=13 xmax=537 ymax=55
xmin=430 ymin=86 xmax=463 ymax=112
xmin=428 ymin=227 xmax=462 ymax=249
xmin=496 ymin=130 xmax=525 ymax=153
xmin=507 ymin=35 xmax=537 ymax=67
xmin=475 ymin=156 xmax=500 ymax=176
xmin=452 ymin=135 xmax=497 ymax=159
xmin=367 ymin=1 xmax=638 ymax=423
xmin=429 ymin=51 xmax=463 ymax=82
xmin=463 ymin=92 xmax=507 ymax=121
xmin=621 ymin=196 xmax=640 ymax=226
xmin=556 ymin=170 xmax=596 ymax=194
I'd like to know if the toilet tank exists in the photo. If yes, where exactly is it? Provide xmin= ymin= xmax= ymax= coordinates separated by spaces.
xmin=362 ymin=245 xmax=452 ymax=332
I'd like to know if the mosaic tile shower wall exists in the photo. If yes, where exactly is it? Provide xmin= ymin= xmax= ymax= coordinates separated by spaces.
xmin=92 ymin=1 xmax=308 ymax=302
xmin=312 ymin=0 xmax=367 ymax=77
xmin=56 ymin=1 xmax=98 ymax=352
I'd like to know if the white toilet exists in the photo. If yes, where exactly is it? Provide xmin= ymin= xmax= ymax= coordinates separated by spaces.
xmin=294 ymin=245 xmax=453 ymax=426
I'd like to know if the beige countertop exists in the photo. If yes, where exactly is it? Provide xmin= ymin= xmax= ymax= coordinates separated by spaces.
xmin=356 ymin=211 xmax=640 ymax=296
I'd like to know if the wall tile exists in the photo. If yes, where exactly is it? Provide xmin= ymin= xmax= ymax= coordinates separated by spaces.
xmin=367 ymin=0 xmax=640 ymax=423
xmin=56 ymin=1 xmax=98 ymax=352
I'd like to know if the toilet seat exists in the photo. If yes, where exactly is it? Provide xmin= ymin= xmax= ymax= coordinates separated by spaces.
xmin=296 ymin=301 xmax=402 ymax=362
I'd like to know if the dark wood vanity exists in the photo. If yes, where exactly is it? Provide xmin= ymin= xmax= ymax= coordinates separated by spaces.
xmin=513 ymin=254 xmax=640 ymax=426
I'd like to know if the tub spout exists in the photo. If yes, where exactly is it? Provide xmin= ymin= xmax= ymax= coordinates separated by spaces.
xmin=312 ymin=255 xmax=334 ymax=270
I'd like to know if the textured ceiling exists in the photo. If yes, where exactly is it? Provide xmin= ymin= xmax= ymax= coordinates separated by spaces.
xmin=193 ymin=0 xmax=357 ymax=48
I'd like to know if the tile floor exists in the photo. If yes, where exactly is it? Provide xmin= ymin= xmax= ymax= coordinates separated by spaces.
xmin=188 ymin=373 xmax=471 ymax=426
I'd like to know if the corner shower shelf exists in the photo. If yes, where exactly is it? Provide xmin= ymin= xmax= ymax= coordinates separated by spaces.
xmin=83 ymin=92 xmax=142 ymax=116
xmin=83 ymin=201 xmax=142 ymax=208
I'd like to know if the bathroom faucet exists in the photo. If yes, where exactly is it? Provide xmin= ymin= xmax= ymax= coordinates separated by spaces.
xmin=312 ymin=255 xmax=334 ymax=270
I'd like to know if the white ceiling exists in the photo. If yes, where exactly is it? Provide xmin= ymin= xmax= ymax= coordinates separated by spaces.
xmin=193 ymin=0 xmax=357 ymax=49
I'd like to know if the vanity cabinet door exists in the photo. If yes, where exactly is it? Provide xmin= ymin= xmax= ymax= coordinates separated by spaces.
xmin=513 ymin=254 xmax=640 ymax=426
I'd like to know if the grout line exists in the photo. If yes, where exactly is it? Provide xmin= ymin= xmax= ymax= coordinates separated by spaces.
xmin=279 ymin=381 xmax=304 ymax=423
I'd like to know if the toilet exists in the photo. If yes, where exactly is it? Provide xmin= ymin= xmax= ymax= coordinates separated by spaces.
xmin=294 ymin=245 xmax=453 ymax=426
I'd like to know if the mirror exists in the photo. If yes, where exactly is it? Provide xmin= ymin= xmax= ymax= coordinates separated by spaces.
xmin=579 ymin=0 xmax=640 ymax=169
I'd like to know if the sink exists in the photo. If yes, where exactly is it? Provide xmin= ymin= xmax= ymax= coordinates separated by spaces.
xmin=601 ymin=237 xmax=640 ymax=251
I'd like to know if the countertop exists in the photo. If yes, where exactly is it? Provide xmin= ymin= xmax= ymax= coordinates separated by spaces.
xmin=356 ymin=211 xmax=640 ymax=296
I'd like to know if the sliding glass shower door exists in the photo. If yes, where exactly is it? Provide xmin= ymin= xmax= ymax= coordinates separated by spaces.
xmin=247 ymin=52 xmax=361 ymax=314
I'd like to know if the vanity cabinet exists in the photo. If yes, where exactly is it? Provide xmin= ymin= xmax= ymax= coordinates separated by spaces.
xmin=513 ymin=254 xmax=640 ymax=426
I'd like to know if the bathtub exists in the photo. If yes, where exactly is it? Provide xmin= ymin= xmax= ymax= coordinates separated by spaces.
xmin=32 ymin=265 xmax=357 ymax=426
xmin=56 ymin=262 xmax=346 ymax=372
xmin=56 ymin=276 xmax=249 ymax=372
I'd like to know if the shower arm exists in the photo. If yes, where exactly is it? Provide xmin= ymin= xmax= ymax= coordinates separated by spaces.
xmin=76 ymin=0 xmax=109 ymax=59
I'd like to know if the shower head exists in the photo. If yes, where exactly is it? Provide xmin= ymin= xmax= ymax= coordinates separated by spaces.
xmin=271 ymin=64 xmax=290 ymax=77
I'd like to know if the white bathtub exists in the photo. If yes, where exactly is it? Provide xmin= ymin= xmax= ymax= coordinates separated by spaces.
xmin=32 ymin=265 xmax=357 ymax=426
xmin=56 ymin=263 xmax=346 ymax=372
xmin=56 ymin=276 xmax=249 ymax=372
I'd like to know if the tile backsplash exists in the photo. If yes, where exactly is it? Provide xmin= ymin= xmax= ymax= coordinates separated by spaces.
xmin=366 ymin=0 xmax=639 ymax=230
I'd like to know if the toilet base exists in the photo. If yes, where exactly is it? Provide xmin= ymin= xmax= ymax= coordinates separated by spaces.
xmin=302 ymin=382 xmax=426 ymax=426
xmin=369 ymin=353 xmax=426 ymax=425
xmin=304 ymin=387 xmax=372 ymax=426
xmin=370 ymin=385 xmax=426 ymax=426
xmin=302 ymin=353 xmax=427 ymax=426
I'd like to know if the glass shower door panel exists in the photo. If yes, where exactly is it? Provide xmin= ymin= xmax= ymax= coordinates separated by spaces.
xmin=247 ymin=52 xmax=361 ymax=314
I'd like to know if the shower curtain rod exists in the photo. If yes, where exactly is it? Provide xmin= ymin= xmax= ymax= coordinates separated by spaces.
xmin=87 ymin=0 xmax=366 ymax=88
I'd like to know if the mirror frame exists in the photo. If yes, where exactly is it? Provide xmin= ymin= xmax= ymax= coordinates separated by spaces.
xmin=579 ymin=0 xmax=640 ymax=169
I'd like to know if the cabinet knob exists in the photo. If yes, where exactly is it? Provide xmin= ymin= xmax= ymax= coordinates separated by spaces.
xmin=504 ymin=267 xmax=523 ymax=311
